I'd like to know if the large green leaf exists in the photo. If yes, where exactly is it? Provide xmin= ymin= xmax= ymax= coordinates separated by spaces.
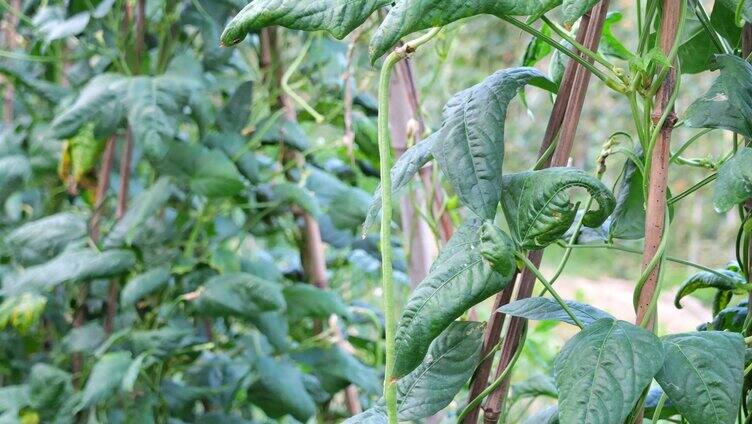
xmin=679 ymin=2 xmax=740 ymax=75
xmin=283 ymin=284 xmax=350 ymax=321
xmin=501 ymin=168 xmax=616 ymax=250
xmin=554 ymin=318 xmax=665 ymax=424
xmin=78 ymin=351 xmax=133 ymax=409
xmin=655 ymin=332 xmax=744 ymax=424
xmin=524 ymin=406 xmax=559 ymax=424
xmin=609 ymin=152 xmax=646 ymax=240
xmin=248 ymin=356 xmax=316 ymax=422
xmin=105 ymin=177 xmax=174 ymax=248
xmin=195 ymin=273 xmax=285 ymax=319
xmin=685 ymin=54 xmax=752 ymax=138
xmin=714 ymin=147 xmax=752 ymax=213
xmin=6 ymin=212 xmax=88 ymax=265
xmin=220 ymin=0 xmax=390 ymax=46
xmin=120 ymin=267 xmax=172 ymax=307
xmin=674 ymin=266 xmax=748 ymax=314
xmin=431 ymin=68 xmax=556 ymax=220
xmin=1 ymin=249 xmax=136 ymax=296
xmin=218 ymin=81 xmax=253 ymax=134
xmin=364 ymin=134 xmax=436 ymax=232
xmin=499 ymin=297 xmax=613 ymax=326
xmin=393 ymin=221 xmax=515 ymax=377
xmin=0 ymin=60 xmax=68 ymax=103
xmin=370 ymin=0 xmax=561 ymax=60
xmin=708 ymin=301 xmax=747 ymax=332
xmin=396 ymin=321 xmax=485 ymax=420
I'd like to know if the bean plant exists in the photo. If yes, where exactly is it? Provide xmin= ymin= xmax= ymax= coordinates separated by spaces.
xmin=1 ymin=0 xmax=752 ymax=423
xmin=219 ymin=0 xmax=752 ymax=423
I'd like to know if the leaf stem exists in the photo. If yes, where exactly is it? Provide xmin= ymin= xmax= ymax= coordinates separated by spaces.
xmin=652 ymin=392 xmax=668 ymax=422
xmin=377 ymin=27 xmax=441 ymax=424
xmin=516 ymin=252 xmax=585 ymax=329
xmin=667 ymin=173 xmax=717 ymax=205
xmin=282 ymin=36 xmax=325 ymax=123
xmin=541 ymin=15 xmax=620 ymax=74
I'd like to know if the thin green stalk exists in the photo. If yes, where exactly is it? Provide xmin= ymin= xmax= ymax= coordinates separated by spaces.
xmin=377 ymin=27 xmax=441 ymax=424
xmin=456 ymin=324 xmax=528 ymax=423
xmin=652 ymin=393 xmax=668 ymax=422
xmin=516 ymin=252 xmax=585 ymax=329
xmin=282 ymin=36 xmax=325 ymax=123
xmin=691 ymin=0 xmax=732 ymax=54
xmin=560 ymin=242 xmax=745 ymax=281
xmin=637 ymin=0 xmax=659 ymax=54
xmin=667 ymin=173 xmax=717 ymax=205
xmin=646 ymin=0 xmax=688 ymax=98
xmin=499 ymin=15 xmax=626 ymax=92
xmin=670 ymin=128 xmax=714 ymax=163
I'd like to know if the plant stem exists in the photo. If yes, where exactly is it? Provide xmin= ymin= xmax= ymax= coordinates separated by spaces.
xmin=516 ymin=252 xmax=585 ymax=329
xmin=667 ymin=173 xmax=717 ymax=205
xmin=652 ymin=393 xmax=668 ymax=422
xmin=377 ymin=28 xmax=441 ymax=424
xmin=541 ymin=15 xmax=619 ymax=74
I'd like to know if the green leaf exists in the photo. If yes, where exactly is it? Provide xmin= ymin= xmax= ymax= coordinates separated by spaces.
xmin=396 ymin=321 xmax=485 ymax=420
xmin=0 ymin=155 xmax=31 ymax=204
xmin=79 ymin=351 xmax=133 ymax=409
xmin=524 ymin=406 xmax=559 ymax=424
xmin=499 ymin=297 xmax=613 ymax=326
xmin=562 ymin=0 xmax=600 ymax=27
xmin=609 ymin=152 xmax=647 ymax=239
xmin=714 ymin=147 xmax=752 ymax=213
xmin=679 ymin=2 xmax=740 ymax=75
xmin=655 ymin=332 xmax=744 ymax=424
xmin=283 ymin=284 xmax=350 ymax=321
xmin=431 ymin=68 xmax=556 ymax=220
xmin=105 ymin=177 xmax=174 ymax=247
xmin=196 ymin=273 xmax=286 ymax=319
xmin=155 ymin=140 xmax=246 ymax=198
xmin=292 ymin=346 xmax=380 ymax=394
xmin=600 ymin=12 xmax=634 ymax=61
xmin=120 ymin=267 xmax=172 ymax=307
xmin=6 ymin=212 xmax=88 ymax=265
xmin=685 ymin=54 xmax=752 ymax=139
xmin=218 ymin=81 xmax=253 ymax=134
xmin=554 ymin=319 xmax=665 ymax=424
xmin=480 ymin=221 xmax=518 ymax=276
xmin=0 ymin=293 xmax=47 ymax=333
xmin=0 ymin=60 xmax=68 ymax=103
xmin=512 ymin=374 xmax=558 ymax=402
xmin=501 ymin=168 xmax=616 ymax=250
xmin=62 ymin=323 xmax=105 ymax=353
xmin=343 ymin=407 xmax=387 ymax=424
xmin=28 ymin=364 xmax=72 ymax=417
xmin=709 ymin=302 xmax=747 ymax=332
xmin=32 ymin=7 xmax=90 ymax=44
xmin=364 ymin=134 xmax=436 ymax=232
xmin=370 ymin=0 xmax=561 ymax=60
xmin=248 ymin=356 xmax=316 ymax=422
xmin=719 ymin=0 xmax=752 ymax=23
xmin=393 ymin=221 xmax=515 ymax=377
xmin=269 ymin=182 xmax=321 ymax=217
xmin=522 ymin=24 xmax=554 ymax=66
xmin=220 ymin=0 xmax=390 ymax=46
xmin=674 ymin=266 xmax=748 ymax=313
xmin=2 ymin=249 xmax=136 ymax=296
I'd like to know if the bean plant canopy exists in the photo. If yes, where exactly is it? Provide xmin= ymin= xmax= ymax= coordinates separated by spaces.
xmin=0 ymin=0 xmax=751 ymax=423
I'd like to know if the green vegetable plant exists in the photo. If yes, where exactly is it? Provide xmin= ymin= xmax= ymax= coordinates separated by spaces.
xmin=2 ymin=0 xmax=752 ymax=423
xmin=217 ymin=0 xmax=752 ymax=423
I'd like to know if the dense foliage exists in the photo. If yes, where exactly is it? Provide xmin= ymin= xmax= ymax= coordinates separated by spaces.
xmin=2 ymin=0 xmax=752 ymax=423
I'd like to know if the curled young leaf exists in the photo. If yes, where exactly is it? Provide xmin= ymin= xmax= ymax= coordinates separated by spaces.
xmin=480 ymin=221 xmax=518 ymax=276
xmin=501 ymin=167 xmax=616 ymax=250
xmin=392 ymin=221 xmax=515 ymax=377
xmin=554 ymin=319 xmax=665 ymax=424
xmin=220 ymin=0 xmax=390 ymax=46
xmin=656 ymin=332 xmax=744 ymax=424
xmin=714 ymin=147 xmax=752 ymax=213
xmin=674 ymin=266 xmax=748 ymax=314
xmin=431 ymin=68 xmax=557 ymax=220
xmin=370 ymin=0 xmax=561 ymax=60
